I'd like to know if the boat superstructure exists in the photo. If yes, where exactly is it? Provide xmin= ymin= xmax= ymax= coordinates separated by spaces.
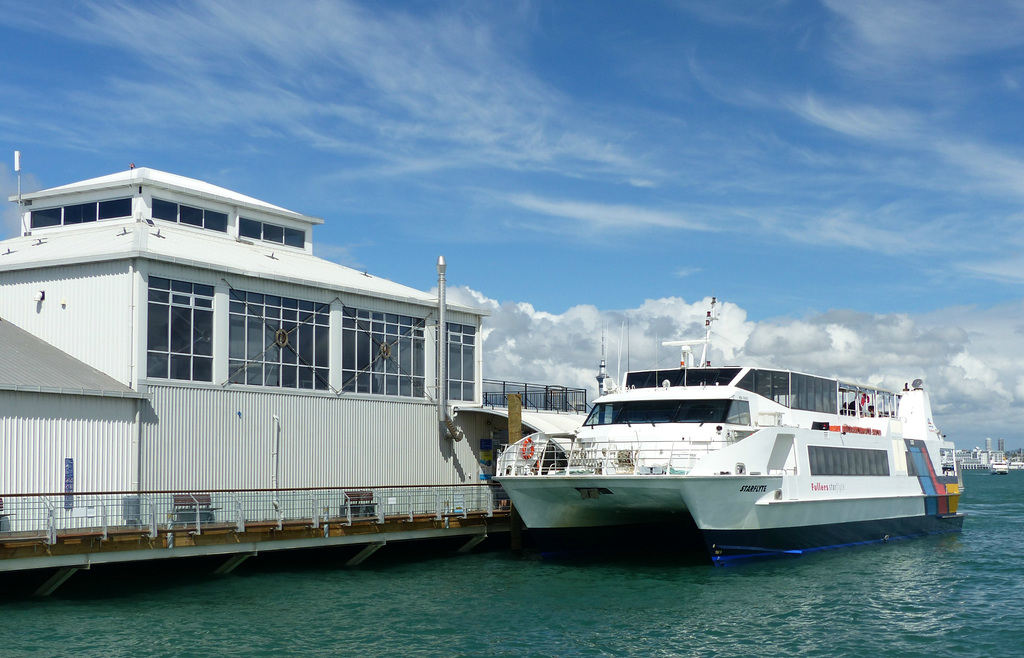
xmin=496 ymin=303 xmax=964 ymax=564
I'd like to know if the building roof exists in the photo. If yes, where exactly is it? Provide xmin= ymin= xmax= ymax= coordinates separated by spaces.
xmin=9 ymin=167 xmax=323 ymax=226
xmin=0 ymin=220 xmax=483 ymax=315
xmin=0 ymin=317 xmax=145 ymax=399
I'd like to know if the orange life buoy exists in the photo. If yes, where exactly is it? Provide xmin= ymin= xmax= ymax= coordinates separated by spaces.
xmin=520 ymin=437 xmax=535 ymax=460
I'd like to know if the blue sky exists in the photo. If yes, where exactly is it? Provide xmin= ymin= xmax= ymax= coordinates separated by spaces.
xmin=2 ymin=1 xmax=1024 ymax=449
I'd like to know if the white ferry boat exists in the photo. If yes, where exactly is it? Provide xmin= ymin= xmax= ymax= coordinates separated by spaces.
xmin=496 ymin=301 xmax=964 ymax=564
xmin=990 ymin=461 xmax=1009 ymax=475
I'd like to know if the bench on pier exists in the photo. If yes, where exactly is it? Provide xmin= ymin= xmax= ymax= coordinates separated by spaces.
xmin=343 ymin=490 xmax=377 ymax=519
xmin=171 ymin=494 xmax=217 ymax=525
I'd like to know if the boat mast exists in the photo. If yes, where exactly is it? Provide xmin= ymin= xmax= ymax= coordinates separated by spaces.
xmin=663 ymin=296 xmax=719 ymax=368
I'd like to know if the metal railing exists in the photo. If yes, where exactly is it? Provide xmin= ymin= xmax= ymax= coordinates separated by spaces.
xmin=496 ymin=433 xmax=735 ymax=477
xmin=482 ymin=379 xmax=588 ymax=413
xmin=0 ymin=484 xmax=505 ymax=545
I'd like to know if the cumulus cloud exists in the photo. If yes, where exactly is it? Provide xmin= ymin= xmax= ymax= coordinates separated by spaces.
xmin=458 ymin=287 xmax=1024 ymax=448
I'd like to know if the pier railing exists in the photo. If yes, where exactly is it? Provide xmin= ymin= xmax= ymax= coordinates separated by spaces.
xmin=482 ymin=379 xmax=588 ymax=413
xmin=0 ymin=484 xmax=507 ymax=544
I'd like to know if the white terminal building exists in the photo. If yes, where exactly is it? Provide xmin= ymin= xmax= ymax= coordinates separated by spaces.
xmin=2 ymin=167 xmax=583 ymax=496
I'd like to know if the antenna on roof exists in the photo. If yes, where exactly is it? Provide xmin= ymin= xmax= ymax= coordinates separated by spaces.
xmin=14 ymin=151 xmax=25 ymax=235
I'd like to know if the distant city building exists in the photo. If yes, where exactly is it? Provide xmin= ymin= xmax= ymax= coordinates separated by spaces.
xmin=998 ymin=438 xmax=1005 ymax=452
xmin=986 ymin=437 xmax=992 ymax=452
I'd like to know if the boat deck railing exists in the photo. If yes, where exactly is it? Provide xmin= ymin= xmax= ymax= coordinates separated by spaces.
xmin=0 ymin=484 xmax=506 ymax=543
xmin=498 ymin=434 xmax=733 ymax=477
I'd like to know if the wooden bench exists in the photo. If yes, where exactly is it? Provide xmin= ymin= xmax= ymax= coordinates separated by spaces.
xmin=171 ymin=494 xmax=217 ymax=525
xmin=343 ymin=490 xmax=377 ymax=519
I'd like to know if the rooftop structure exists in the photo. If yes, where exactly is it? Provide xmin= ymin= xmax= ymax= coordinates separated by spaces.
xmin=3 ymin=167 xmax=584 ymax=497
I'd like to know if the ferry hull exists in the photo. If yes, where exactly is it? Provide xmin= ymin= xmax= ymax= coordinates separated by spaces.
xmin=703 ymin=512 xmax=964 ymax=564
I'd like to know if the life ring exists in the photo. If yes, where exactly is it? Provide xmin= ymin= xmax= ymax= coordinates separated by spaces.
xmin=520 ymin=437 xmax=535 ymax=460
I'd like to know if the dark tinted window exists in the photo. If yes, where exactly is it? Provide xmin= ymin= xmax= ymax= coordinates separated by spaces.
xmin=179 ymin=205 xmax=203 ymax=227
xmin=239 ymin=217 xmax=262 ymax=239
xmin=64 ymin=202 xmax=97 ymax=224
xmin=152 ymin=198 xmax=177 ymax=221
xmin=98 ymin=197 xmax=132 ymax=219
xmin=263 ymin=223 xmax=284 ymax=243
xmin=284 ymin=227 xmax=305 ymax=247
xmin=31 ymin=207 xmax=63 ymax=228
xmin=204 ymin=210 xmax=228 ymax=232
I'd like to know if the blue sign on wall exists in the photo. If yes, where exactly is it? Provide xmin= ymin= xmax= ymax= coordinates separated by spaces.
xmin=64 ymin=458 xmax=74 ymax=510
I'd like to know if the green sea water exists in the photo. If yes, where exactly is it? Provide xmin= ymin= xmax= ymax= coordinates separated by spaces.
xmin=2 ymin=470 xmax=1021 ymax=657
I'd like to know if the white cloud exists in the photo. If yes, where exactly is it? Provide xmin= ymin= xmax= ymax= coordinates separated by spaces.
xmin=466 ymin=288 xmax=1024 ymax=447
xmin=504 ymin=193 xmax=716 ymax=232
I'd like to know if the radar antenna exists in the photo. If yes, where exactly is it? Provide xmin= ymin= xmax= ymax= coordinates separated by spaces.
xmin=663 ymin=296 xmax=719 ymax=368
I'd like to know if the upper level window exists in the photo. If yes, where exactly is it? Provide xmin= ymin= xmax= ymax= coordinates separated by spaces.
xmin=152 ymin=198 xmax=228 ymax=232
xmin=228 ymin=290 xmax=330 ymax=390
xmin=239 ymin=217 xmax=304 ymax=248
xmin=447 ymin=322 xmax=476 ymax=401
xmin=341 ymin=308 xmax=424 ymax=397
xmin=147 ymin=277 xmax=214 ymax=382
xmin=30 ymin=197 xmax=132 ymax=229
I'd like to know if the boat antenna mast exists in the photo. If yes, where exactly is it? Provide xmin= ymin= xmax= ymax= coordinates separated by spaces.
xmin=663 ymin=296 xmax=718 ymax=368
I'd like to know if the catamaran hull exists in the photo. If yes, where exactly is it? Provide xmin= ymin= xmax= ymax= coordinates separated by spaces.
xmin=499 ymin=474 xmax=964 ymax=563
xmin=701 ymin=512 xmax=964 ymax=564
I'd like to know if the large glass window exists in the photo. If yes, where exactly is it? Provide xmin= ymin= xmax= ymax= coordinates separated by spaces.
xmin=152 ymin=198 xmax=228 ymax=233
xmin=30 ymin=197 xmax=132 ymax=229
xmin=447 ymin=322 xmax=476 ymax=402
xmin=808 ymin=446 xmax=890 ymax=476
xmin=147 ymin=277 xmax=214 ymax=382
xmin=341 ymin=308 xmax=424 ymax=397
xmin=583 ymin=399 xmax=751 ymax=426
xmin=228 ymin=290 xmax=329 ymax=390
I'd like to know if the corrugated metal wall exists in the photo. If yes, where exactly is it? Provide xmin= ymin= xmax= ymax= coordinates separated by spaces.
xmin=140 ymin=385 xmax=484 ymax=490
xmin=0 ymin=391 xmax=137 ymax=495
xmin=0 ymin=261 xmax=135 ymax=384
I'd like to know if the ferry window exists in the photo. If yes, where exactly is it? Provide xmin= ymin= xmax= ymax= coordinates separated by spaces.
xmin=617 ymin=400 xmax=682 ymax=424
xmin=686 ymin=368 xmax=741 ymax=387
xmin=263 ymin=223 xmax=284 ymax=243
xmin=146 ymin=276 xmax=214 ymax=382
xmin=808 ymin=446 xmax=890 ymax=476
xmin=228 ymin=290 xmax=330 ymax=390
xmin=792 ymin=374 xmax=837 ymax=414
xmin=726 ymin=400 xmax=751 ymax=425
xmin=99 ymin=197 xmax=132 ymax=219
xmin=584 ymin=399 xmax=733 ymax=425
xmin=585 ymin=403 xmax=616 ymax=426
xmin=677 ymin=400 xmax=731 ymax=423
xmin=448 ymin=323 xmax=476 ymax=402
xmin=341 ymin=307 xmax=425 ymax=398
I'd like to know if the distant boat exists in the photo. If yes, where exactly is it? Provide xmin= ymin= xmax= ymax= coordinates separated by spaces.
xmin=990 ymin=461 xmax=1009 ymax=475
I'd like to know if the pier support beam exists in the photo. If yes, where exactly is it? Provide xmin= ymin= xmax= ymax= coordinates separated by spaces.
xmin=34 ymin=565 xmax=88 ymax=597
xmin=214 ymin=552 xmax=256 ymax=575
xmin=345 ymin=541 xmax=385 ymax=566
xmin=457 ymin=534 xmax=487 ymax=553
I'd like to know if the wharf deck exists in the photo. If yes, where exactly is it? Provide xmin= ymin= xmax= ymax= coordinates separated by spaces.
xmin=0 ymin=485 xmax=512 ymax=595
